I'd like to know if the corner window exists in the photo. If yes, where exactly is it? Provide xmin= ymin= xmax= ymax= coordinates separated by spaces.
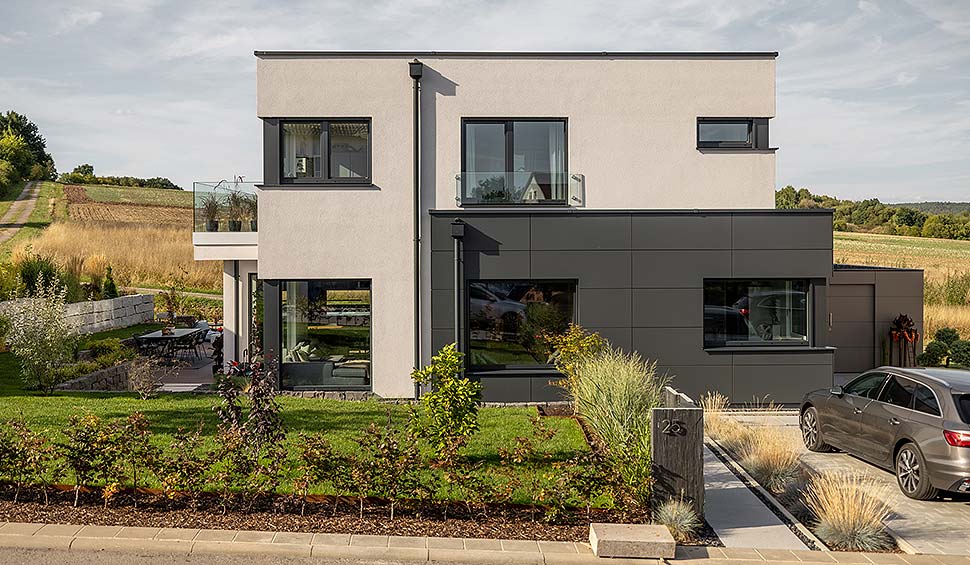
xmin=281 ymin=119 xmax=371 ymax=183
xmin=280 ymin=279 xmax=371 ymax=390
xmin=704 ymin=279 xmax=810 ymax=348
xmin=697 ymin=118 xmax=768 ymax=149
xmin=461 ymin=119 xmax=567 ymax=205
xmin=468 ymin=280 xmax=575 ymax=369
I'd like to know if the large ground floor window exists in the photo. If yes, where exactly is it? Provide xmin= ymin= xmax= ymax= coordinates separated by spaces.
xmin=280 ymin=279 xmax=371 ymax=390
xmin=703 ymin=279 xmax=810 ymax=348
xmin=468 ymin=280 xmax=575 ymax=369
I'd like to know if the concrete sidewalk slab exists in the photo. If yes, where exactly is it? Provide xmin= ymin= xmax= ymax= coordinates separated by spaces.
xmin=704 ymin=445 xmax=808 ymax=550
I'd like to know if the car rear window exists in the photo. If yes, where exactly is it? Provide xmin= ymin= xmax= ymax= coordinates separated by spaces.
xmin=912 ymin=384 xmax=941 ymax=416
xmin=956 ymin=394 xmax=970 ymax=424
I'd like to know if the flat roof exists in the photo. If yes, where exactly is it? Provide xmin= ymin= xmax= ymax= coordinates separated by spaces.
xmin=429 ymin=208 xmax=831 ymax=216
xmin=254 ymin=50 xmax=778 ymax=59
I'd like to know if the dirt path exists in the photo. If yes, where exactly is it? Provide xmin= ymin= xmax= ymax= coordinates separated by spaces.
xmin=0 ymin=181 xmax=41 ymax=245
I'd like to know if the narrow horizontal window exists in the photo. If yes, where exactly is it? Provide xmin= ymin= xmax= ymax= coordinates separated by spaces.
xmin=468 ymin=279 xmax=575 ymax=369
xmin=703 ymin=279 xmax=810 ymax=348
xmin=281 ymin=119 xmax=371 ymax=183
xmin=697 ymin=119 xmax=753 ymax=148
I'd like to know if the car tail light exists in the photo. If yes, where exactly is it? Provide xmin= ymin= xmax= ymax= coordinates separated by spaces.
xmin=943 ymin=430 xmax=970 ymax=447
xmin=740 ymin=308 xmax=749 ymax=317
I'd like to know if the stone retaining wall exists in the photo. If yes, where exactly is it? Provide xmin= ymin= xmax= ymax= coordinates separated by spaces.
xmin=55 ymin=361 xmax=132 ymax=392
xmin=0 ymin=294 xmax=154 ymax=334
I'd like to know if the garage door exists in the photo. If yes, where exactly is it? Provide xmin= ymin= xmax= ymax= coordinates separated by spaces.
xmin=828 ymin=284 xmax=875 ymax=373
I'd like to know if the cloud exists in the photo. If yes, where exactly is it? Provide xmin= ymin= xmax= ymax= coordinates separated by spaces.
xmin=55 ymin=9 xmax=103 ymax=34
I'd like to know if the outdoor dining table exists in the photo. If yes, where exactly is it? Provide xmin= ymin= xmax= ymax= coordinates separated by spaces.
xmin=137 ymin=327 xmax=204 ymax=361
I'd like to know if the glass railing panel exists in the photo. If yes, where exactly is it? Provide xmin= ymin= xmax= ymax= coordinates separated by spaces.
xmin=193 ymin=180 xmax=260 ymax=233
xmin=454 ymin=172 xmax=584 ymax=206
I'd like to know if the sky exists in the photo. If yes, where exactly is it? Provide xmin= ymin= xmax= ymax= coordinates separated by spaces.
xmin=0 ymin=0 xmax=968 ymax=203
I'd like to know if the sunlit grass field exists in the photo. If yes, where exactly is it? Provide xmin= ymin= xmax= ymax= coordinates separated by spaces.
xmin=834 ymin=231 xmax=970 ymax=281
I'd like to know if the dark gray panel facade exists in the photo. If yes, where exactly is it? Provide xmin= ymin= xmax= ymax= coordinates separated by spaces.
xmin=430 ymin=209 xmax=838 ymax=404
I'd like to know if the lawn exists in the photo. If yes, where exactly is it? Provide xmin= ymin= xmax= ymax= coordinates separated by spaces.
xmin=0 ymin=326 xmax=590 ymax=501
xmin=82 ymin=184 xmax=194 ymax=208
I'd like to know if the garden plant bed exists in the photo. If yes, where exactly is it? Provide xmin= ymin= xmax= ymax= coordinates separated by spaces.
xmin=0 ymin=486 xmax=629 ymax=542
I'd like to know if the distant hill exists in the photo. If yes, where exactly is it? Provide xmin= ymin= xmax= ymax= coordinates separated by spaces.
xmin=889 ymin=202 xmax=970 ymax=215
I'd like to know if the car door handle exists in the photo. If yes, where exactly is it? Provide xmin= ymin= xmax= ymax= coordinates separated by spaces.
xmin=853 ymin=408 xmax=864 ymax=414
xmin=889 ymin=418 xmax=901 ymax=426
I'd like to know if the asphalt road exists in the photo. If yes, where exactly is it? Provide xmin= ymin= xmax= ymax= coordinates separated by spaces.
xmin=0 ymin=547 xmax=481 ymax=565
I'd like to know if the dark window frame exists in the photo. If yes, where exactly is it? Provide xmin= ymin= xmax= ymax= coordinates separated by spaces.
xmin=465 ymin=278 xmax=578 ymax=372
xmin=702 ymin=278 xmax=813 ymax=349
xmin=876 ymin=373 xmax=943 ymax=418
xmin=279 ymin=118 xmax=373 ymax=185
xmin=277 ymin=278 xmax=373 ymax=391
xmin=697 ymin=118 xmax=753 ymax=148
xmin=460 ymin=117 xmax=569 ymax=206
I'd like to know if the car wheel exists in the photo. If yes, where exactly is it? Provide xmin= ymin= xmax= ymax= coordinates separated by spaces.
xmin=800 ymin=407 xmax=833 ymax=452
xmin=895 ymin=443 xmax=939 ymax=500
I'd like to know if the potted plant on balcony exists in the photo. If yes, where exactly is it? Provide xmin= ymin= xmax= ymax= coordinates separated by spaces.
xmin=226 ymin=189 xmax=245 ymax=232
xmin=243 ymin=192 xmax=257 ymax=231
xmin=199 ymin=192 xmax=221 ymax=232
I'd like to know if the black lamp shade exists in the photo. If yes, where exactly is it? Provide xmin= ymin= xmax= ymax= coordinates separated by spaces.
xmin=409 ymin=60 xmax=423 ymax=80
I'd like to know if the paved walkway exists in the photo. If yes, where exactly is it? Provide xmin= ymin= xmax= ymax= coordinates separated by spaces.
xmin=0 ymin=181 xmax=40 ymax=245
xmin=704 ymin=446 xmax=807 ymax=550
xmin=728 ymin=413 xmax=970 ymax=556
xmin=1 ymin=521 xmax=969 ymax=564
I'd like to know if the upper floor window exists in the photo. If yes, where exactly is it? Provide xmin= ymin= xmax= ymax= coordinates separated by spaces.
xmin=703 ymin=279 xmax=810 ymax=348
xmin=282 ymin=119 xmax=371 ymax=183
xmin=697 ymin=118 xmax=769 ymax=149
xmin=461 ymin=119 xmax=566 ymax=205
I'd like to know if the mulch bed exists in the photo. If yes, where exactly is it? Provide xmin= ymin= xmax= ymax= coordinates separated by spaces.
xmin=0 ymin=486 xmax=641 ymax=542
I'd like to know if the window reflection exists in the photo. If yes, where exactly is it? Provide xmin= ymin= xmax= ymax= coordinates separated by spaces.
xmin=468 ymin=280 xmax=575 ymax=368
xmin=703 ymin=279 xmax=809 ymax=347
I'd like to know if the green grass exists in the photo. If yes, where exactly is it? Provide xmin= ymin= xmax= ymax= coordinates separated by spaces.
xmin=82 ymin=184 xmax=193 ymax=208
xmin=0 ymin=180 xmax=27 ymax=219
xmin=0 ymin=181 xmax=65 ymax=260
xmin=78 ymin=323 xmax=164 ymax=349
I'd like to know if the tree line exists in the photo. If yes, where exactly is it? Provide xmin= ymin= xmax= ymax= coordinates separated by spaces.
xmin=776 ymin=185 xmax=970 ymax=240
xmin=0 ymin=111 xmax=58 ymax=194
xmin=58 ymin=163 xmax=180 ymax=190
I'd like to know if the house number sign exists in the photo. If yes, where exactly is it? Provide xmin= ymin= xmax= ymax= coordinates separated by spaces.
xmin=660 ymin=418 xmax=687 ymax=436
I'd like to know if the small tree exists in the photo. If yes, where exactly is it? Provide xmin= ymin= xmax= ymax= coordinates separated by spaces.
xmin=409 ymin=343 xmax=481 ymax=462
xmin=159 ymin=269 xmax=187 ymax=323
xmin=102 ymin=266 xmax=119 ymax=299
xmin=3 ymin=274 xmax=79 ymax=394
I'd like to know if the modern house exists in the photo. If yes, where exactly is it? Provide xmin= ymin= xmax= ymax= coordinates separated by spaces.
xmin=192 ymin=51 xmax=923 ymax=404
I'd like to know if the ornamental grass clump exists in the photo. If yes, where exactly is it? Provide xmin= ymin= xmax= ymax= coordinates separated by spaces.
xmin=569 ymin=345 xmax=668 ymax=506
xmin=738 ymin=426 xmax=800 ymax=494
xmin=804 ymin=472 xmax=893 ymax=552
xmin=653 ymin=496 xmax=701 ymax=543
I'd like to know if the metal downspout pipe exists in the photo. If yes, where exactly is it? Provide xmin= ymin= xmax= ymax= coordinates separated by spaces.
xmin=410 ymin=60 xmax=424 ymax=398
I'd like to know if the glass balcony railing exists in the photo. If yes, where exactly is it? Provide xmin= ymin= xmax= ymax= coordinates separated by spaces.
xmin=193 ymin=180 xmax=260 ymax=233
xmin=455 ymin=171 xmax=585 ymax=206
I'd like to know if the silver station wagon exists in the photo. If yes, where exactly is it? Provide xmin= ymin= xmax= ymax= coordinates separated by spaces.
xmin=800 ymin=367 xmax=970 ymax=500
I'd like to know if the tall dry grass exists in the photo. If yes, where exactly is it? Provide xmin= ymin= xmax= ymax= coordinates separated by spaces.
xmin=13 ymin=221 xmax=221 ymax=291
xmin=804 ymin=472 xmax=893 ymax=552
xmin=925 ymin=304 xmax=970 ymax=340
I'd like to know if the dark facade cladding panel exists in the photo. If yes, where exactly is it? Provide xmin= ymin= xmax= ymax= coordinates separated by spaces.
xmin=633 ymin=250 xmax=731 ymax=288
xmin=431 ymin=289 xmax=456 ymax=330
xmin=732 ymin=351 xmax=836 ymax=366
xmin=830 ymin=269 xmax=875 ymax=285
xmin=261 ymin=280 xmax=281 ymax=361
xmin=478 ymin=377 xmax=532 ymax=403
xmin=833 ymin=346 xmax=877 ymax=374
xmin=451 ymin=216 xmax=533 ymax=252
xmin=430 ymin=216 xmax=458 ymax=252
xmin=633 ymin=327 xmax=729 ymax=367
xmin=732 ymin=214 xmax=833 ymax=250
xmin=632 ymin=288 xmax=703 ymax=328
xmin=829 ymin=295 xmax=874 ymax=323
xmin=530 ymin=215 xmax=632 ymax=250
xmin=462 ymin=250 xmax=531 ymax=280
xmin=812 ymin=284 xmax=828 ymax=346
xmin=578 ymin=288 xmax=633 ymax=328
xmin=262 ymin=119 xmax=280 ymax=186
xmin=874 ymin=270 xmax=924 ymax=298
xmin=732 ymin=249 xmax=833 ymax=279
xmin=828 ymin=321 xmax=875 ymax=348
xmin=875 ymin=297 xmax=924 ymax=326
xmin=631 ymin=215 xmax=732 ymax=250
xmin=662 ymin=366 xmax=732 ymax=403
xmin=586 ymin=327 xmax=633 ymax=351
xmin=531 ymin=377 xmax=569 ymax=403
xmin=531 ymin=250 xmax=632 ymax=289
xmin=829 ymin=283 xmax=876 ymax=298
xmin=431 ymin=329 xmax=454 ymax=353
xmin=431 ymin=251 xmax=456 ymax=290
xmin=732 ymin=363 xmax=833 ymax=405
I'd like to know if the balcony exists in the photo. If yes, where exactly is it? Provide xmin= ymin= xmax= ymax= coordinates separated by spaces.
xmin=193 ymin=180 xmax=259 ymax=233
xmin=192 ymin=180 xmax=259 ymax=261
xmin=455 ymin=171 xmax=585 ymax=206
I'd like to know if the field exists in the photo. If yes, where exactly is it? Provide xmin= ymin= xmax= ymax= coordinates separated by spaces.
xmin=6 ymin=182 xmax=221 ymax=291
xmin=833 ymin=231 xmax=970 ymax=281
xmin=834 ymin=231 xmax=970 ymax=339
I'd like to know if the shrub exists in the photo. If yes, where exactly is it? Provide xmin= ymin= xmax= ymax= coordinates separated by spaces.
xmin=4 ymin=275 xmax=80 ymax=393
xmin=935 ymin=327 xmax=961 ymax=346
xmin=5 ymin=419 xmax=60 ymax=504
xmin=117 ymin=413 xmax=158 ymax=495
xmin=103 ymin=266 xmax=119 ymax=299
xmin=917 ymin=340 xmax=949 ymax=367
xmin=569 ymin=346 xmax=668 ymax=506
xmin=950 ymin=340 xmax=970 ymax=367
xmin=410 ymin=343 xmax=482 ymax=462
xmin=541 ymin=323 xmax=607 ymax=388
xmin=155 ymin=424 xmax=210 ymax=502
xmin=292 ymin=433 xmax=343 ymax=516
xmin=804 ymin=472 xmax=893 ymax=551
xmin=87 ymin=337 xmax=124 ymax=358
xmin=53 ymin=360 xmax=99 ymax=382
xmin=738 ymin=427 xmax=800 ymax=494
xmin=127 ymin=356 xmax=168 ymax=400
xmin=359 ymin=420 xmax=421 ymax=520
xmin=654 ymin=497 xmax=701 ymax=543
xmin=15 ymin=249 xmax=60 ymax=296
xmin=59 ymin=414 xmax=122 ymax=507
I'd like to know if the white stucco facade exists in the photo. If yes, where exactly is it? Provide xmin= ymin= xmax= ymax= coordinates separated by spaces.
xmin=199 ymin=52 xmax=777 ymax=398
